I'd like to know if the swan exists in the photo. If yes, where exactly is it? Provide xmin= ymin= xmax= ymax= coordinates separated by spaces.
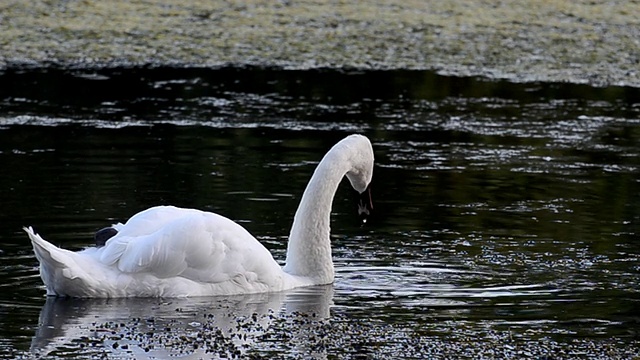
xmin=24 ymin=134 xmax=374 ymax=298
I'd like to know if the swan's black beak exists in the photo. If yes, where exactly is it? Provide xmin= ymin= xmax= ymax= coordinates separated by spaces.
xmin=358 ymin=185 xmax=373 ymax=224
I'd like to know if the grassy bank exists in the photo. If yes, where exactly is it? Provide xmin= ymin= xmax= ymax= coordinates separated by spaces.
xmin=1 ymin=0 xmax=638 ymax=87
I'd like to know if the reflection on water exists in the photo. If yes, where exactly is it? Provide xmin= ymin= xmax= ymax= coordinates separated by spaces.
xmin=0 ymin=67 xmax=639 ymax=358
xmin=31 ymin=286 xmax=333 ymax=359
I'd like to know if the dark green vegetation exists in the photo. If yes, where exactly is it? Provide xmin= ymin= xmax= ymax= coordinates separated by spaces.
xmin=1 ymin=0 xmax=639 ymax=87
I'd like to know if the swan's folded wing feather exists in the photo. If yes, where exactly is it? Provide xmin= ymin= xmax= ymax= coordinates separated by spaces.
xmin=100 ymin=205 xmax=190 ymax=267
xmin=98 ymin=208 xmax=278 ymax=285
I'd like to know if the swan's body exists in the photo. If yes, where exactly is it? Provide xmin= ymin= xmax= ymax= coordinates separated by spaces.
xmin=25 ymin=134 xmax=374 ymax=297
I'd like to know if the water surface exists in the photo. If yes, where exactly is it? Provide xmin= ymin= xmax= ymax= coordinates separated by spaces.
xmin=0 ymin=67 xmax=639 ymax=358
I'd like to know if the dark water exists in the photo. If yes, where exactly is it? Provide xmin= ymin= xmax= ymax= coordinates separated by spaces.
xmin=1 ymin=67 xmax=639 ymax=358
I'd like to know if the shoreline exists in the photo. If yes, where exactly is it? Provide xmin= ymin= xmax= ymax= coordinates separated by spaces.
xmin=1 ymin=0 xmax=639 ymax=87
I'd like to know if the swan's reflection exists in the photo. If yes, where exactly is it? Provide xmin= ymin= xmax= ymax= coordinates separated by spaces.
xmin=31 ymin=285 xmax=333 ymax=359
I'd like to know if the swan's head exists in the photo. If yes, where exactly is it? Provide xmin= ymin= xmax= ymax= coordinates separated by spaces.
xmin=343 ymin=134 xmax=374 ymax=194
xmin=342 ymin=135 xmax=374 ymax=220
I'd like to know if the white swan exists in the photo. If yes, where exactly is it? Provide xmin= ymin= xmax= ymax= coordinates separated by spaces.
xmin=24 ymin=134 xmax=374 ymax=298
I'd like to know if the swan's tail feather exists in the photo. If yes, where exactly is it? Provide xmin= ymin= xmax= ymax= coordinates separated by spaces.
xmin=24 ymin=226 xmax=88 ymax=296
xmin=25 ymin=227 xmax=63 ymax=267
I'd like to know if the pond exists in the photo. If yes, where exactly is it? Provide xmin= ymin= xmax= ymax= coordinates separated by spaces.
xmin=0 ymin=67 xmax=639 ymax=358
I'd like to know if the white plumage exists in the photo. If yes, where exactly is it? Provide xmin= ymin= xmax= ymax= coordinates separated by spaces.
xmin=25 ymin=134 xmax=374 ymax=297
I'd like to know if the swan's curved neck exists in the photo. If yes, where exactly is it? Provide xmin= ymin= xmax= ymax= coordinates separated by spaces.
xmin=283 ymin=148 xmax=350 ymax=283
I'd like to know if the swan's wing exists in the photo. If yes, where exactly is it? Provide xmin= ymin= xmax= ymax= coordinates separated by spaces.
xmin=108 ymin=205 xmax=193 ymax=238
xmin=99 ymin=206 xmax=281 ymax=284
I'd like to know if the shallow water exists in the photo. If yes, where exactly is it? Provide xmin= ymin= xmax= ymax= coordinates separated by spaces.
xmin=0 ymin=67 xmax=639 ymax=358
